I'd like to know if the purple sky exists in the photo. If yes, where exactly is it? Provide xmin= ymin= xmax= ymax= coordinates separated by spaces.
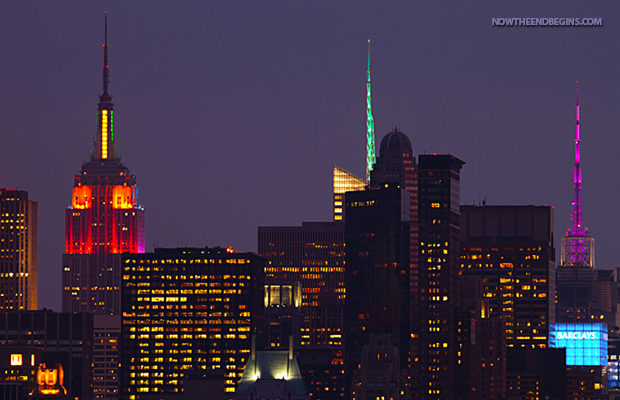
xmin=2 ymin=2 xmax=620 ymax=311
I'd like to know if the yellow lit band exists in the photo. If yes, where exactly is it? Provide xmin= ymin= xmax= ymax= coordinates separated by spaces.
xmin=101 ymin=110 xmax=108 ymax=159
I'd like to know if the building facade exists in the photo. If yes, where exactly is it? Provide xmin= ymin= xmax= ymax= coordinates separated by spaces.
xmin=258 ymin=222 xmax=345 ymax=400
xmin=0 ymin=311 xmax=94 ymax=400
xmin=412 ymin=154 xmax=464 ymax=400
xmin=258 ymin=222 xmax=345 ymax=350
xmin=460 ymin=205 xmax=556 ymax=348
xmin=344 ymin=184 xmax=411 ymax=398
xmin=0 ymin=189 xmax=37 ymax=311
xmin=62 ymin=20 xmax=144 ymax=314
xmin=332 ymin=165 xmax=365 ymax=222
xmin=93 ymin=314 xmax=121 ymax=399
xmin=120 ymin=247 xmax=265 ymax=399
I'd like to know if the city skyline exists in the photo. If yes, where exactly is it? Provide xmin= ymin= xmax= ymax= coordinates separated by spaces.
xmin=2 ymin=2 xmax=620 ymax=310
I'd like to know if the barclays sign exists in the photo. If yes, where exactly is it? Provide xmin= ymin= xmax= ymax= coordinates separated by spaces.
xmin=556 ymin=331 xmax=598 ymax=340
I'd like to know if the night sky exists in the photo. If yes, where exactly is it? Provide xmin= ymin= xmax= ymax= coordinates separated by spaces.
xmin=2 ymin=2 xmax=620 ymax=311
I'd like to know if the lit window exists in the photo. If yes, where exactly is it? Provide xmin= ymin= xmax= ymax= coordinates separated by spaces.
xmin=11 ymin=354 xmax=22 ymax=366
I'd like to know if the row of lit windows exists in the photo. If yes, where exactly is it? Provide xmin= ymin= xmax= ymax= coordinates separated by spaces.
xmin=126 ymin=258 xmax=249 ymax=265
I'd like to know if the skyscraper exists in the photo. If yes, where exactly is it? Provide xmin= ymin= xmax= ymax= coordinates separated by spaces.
xmin=412 ymin=154 xmax=464 ymax=400
xmin=459 ymin=205 xmax=556 ymax=348
xmin=0 ymin=188 xmax=37 ymax=310
xmin=62 ymin=16 xmax=145 ymax=314
xmin=258 ymin=222 xmax=345 ymax=400
xmin=120 ymin=247 xmax=265 ymax=398
xmin=344 ymin=184 xmax=411 ymax=399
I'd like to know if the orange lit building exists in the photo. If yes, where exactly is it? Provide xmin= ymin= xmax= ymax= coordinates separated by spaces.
xmin=0 ymin=188 xmax=37 ymax=311
xmin=62 ymin=19 xmax=144 ymax=314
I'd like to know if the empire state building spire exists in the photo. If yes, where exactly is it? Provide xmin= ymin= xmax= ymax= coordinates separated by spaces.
xmin=102 ymin=11 xmax=110 ymax=97
xmin=95 ymin=12 xmax=115 ymax=160
xmin=63 ymin=11 xmax=145 ymax=315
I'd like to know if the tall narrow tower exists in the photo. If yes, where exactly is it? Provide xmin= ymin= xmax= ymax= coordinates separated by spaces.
xmin=0 ymin=189 xmax=37 ymax=310
xmin=561 ymin=82 xmax=594 ymax=267
xmin=62 ymin=14 xmax=145 ymax=314
xmin=366 ymin=39 xmax=376 ymax=182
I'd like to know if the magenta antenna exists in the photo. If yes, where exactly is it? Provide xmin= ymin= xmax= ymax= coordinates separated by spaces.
xmin=563 ymin=80 xmax=593 ymax=266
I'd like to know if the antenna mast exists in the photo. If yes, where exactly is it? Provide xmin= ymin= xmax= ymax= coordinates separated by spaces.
xmin=103 ymin=11 xmax=110 ymax=95
xmin=562 ymin=81 xmax=594 ymax=267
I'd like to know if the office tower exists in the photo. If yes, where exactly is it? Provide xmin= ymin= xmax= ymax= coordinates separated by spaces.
xmin=460 ymin=205 xmax=556 ymax=348
xmin=93 ymin=315 xmax=121 ymax=400
xmin=0 ymin=311 xmax=94 ymax=400
xmin=258 ymin=222 xmax=344 ymax=400
xmin=120 ymin=247 xmax=265 ymax=399
xmin=259 ymin=222 xmax=345 ymax=349
xmin=332 ymin=165 xmax=365 ymax=221
xmin=554 ymin=84 xmax=617 ymax=332
xmin=264 ymin=282 xmax=302 ymax=348
xmin=62 ymin=16 xmax=145 ymax=314
xmin=455 ymin=277 xmax=506 ymax=399
xmin=0 ymin=188 xmax=37 ymax=310
xmin=412 ymin=154 xmax=464 ymax=400
xmin=344 ymin=184 xmax=411 ymax=399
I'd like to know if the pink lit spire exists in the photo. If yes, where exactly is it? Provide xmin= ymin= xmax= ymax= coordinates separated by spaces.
xmin=565 ymin=81 xmax=591 ymax=266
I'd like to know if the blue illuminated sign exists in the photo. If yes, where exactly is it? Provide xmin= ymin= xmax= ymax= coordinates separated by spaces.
xmin=549 ymin=323 xmax=608 ymax=366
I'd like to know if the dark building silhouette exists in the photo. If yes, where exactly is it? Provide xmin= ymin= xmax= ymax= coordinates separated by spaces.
xmin=0 ymin=188 xmax=37 ymax=311
xmin=411 ymin=154 xmax=464 ymax=400
xmin=455 ymin=277 xmax=506 ymax=399
xmin=350 ymin=334 xmax=410 ymax=400
xmin=506 ymin=347 xmax=566 ymax=399
xmin=120 ymin=247 xmax=264 ymax=399
xmin=344 ymin=183 xmax=411 ymax=399
xmin=460 ymin=205 xmax=556 ymax=349
xmin=62 ymin=17 xmax=144 ymax=314
xmin=0 ymin=311 xmax=94 ymax=400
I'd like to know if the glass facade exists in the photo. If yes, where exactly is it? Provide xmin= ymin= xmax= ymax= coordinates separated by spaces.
xmin=549 ymin=323 xmax=607 ymax=366
xmin=332 ymin=165 xmax=365 ymax=221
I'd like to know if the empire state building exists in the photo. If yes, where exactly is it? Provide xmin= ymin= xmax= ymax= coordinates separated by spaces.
xmin=62 ymin=18 xmax=145 ymax=314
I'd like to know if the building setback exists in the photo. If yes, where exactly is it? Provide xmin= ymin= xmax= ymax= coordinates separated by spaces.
xmin=120 ymin=247 xmax=264 ymax=399
xmin=62 ymin=17 xmax=144 ymax=315
xmin=0 ymin=189 xmax=37 ymax=311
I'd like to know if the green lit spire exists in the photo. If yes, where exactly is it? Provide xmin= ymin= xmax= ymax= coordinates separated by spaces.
xmin=366 ymin=39 xmax=376 ymax=182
